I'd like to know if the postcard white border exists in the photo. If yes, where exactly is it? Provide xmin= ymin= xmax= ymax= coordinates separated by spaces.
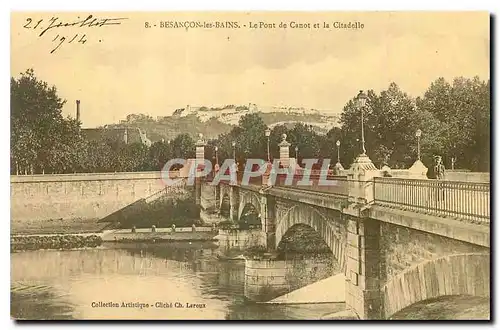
xmin=2 ymin=0 xmax=498 ymax=329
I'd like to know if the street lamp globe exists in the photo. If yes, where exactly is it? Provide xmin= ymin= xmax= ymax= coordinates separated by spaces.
xmin=265 ymin=128 xmax=271 ymax=137
xmin=415 ymin=129 xmax=422 ymax=138
xmin=336 ymin=140 xmax=340 ymax=147
xmin=231 ymin=141 xmax=236 ymax=147
xmin=215 ymin=146 xmax=218 ymax=152
xmin=356 ymin=90 xmax=368 ymax=108
xmin=295 ymin=146 xmax=298 ymax=152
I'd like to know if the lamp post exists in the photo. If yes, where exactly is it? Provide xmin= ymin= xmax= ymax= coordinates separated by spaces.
xmin=451 ymin=143 xmax=457 ymax=170
xmin=215 ymin=146 xmax=219 ymax=167
xmin=265 ymin=128 xmax=271 ymax=162
xmin=295 ymin=146 xmax=298 ymax=163
xmin=336 ymin=140 xmax=341 ymax=163
xmin=356 ymin=90 xmax=368 ymax=155
xmin=232 ymin=141 xmax=236 ymax=161
xmin=415 ymin=129 xmax=422 ymax=161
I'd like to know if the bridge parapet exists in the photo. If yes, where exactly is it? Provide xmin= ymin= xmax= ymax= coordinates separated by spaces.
xmin=274 ymin=173 xmax=349 ymax=196
xmin=373 ymin=177 xmax=490 ymax=225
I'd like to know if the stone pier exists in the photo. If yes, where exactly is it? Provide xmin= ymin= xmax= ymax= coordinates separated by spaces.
xmin=244 ymin=258 xmax=335 ymax=302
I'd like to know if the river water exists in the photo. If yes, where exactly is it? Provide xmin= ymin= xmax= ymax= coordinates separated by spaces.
xmin=11 ymin=242 xmax=344 ymax=320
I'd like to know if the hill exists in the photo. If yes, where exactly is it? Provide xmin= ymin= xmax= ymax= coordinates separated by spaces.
xmin=104 ymin=105 xmax=340 ymax=142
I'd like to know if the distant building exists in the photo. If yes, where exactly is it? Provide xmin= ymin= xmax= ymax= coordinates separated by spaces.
xmin=75 ymin=100 xmax=152 ymax=147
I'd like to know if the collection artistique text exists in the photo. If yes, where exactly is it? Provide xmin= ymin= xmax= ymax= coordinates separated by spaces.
xmin=91 ymin=301 xmax=206 ymax=309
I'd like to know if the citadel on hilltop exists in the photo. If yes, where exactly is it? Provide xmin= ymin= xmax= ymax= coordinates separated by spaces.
xmin=76 ymin=100 xmax=340 ymax=146
xmin=170 ymin=103 xmax=337 ymax=126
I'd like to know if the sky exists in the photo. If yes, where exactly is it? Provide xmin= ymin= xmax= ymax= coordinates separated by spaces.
xmin=11 ymin=11 xmax=490 ymax=128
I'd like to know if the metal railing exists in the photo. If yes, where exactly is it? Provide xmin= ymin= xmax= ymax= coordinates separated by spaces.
xmin=273 ymin=173 xmax=349 ymax=196
xmin=215 ymin=173 xmax=262 ymax=186
xmin=144 ymin=181 xmax=187 ymax=204
xmin=215 ymin=170 xmax=349 ymax=196
xmin=373 ymin=177 xmax=490 ymax=224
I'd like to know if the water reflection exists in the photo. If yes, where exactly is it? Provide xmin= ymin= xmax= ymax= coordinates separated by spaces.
xmin=11 ymin=242 xmax=342 ymax=320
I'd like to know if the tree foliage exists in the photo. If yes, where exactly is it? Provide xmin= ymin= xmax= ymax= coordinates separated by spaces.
xmin=11 ymin=69 xmax=83 ymax=174
xmin=338 ymin=78 xmax=489 ymax=171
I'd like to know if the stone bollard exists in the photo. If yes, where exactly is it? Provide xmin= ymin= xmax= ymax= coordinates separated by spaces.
xmin=131 ymin=226 xmax=136 ymax=233
xmin=152 ymin=225 xmax=156 ymax=233
xmin=192 ymin=224 xmax=196 ymax=232
xmin=171 ymin=224 xmax=176 ymax=233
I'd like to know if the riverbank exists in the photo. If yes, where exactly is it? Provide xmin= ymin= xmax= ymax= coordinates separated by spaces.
xmin=11 ymin=217 xmax=109 ymax=236
xmin=11 ymin=225 xmax=220 ymax=252
xmin=11 ymin=234 xmax=102 ymax=252
xmin=101 ymin=229 xmax=218 ymax=243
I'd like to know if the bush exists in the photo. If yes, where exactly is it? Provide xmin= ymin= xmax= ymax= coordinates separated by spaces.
xmin=11 ymin=235 xmax=102 ymax=252
xmin=118 ymin=195 xmax=202 ymax=229
xmin=243 ymin=245 xmax=270 ymax=259
xmin=219 ymin=220 xmax=235 ymax=230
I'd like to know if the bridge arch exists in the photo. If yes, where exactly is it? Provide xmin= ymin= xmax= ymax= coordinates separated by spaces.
xmin=383 ymin=253 xmax=490 ymax=319
xmin=219 ymin=184 xmax=231 ymax=209
xmin=219 ymin=193 xmax=230 ymax=218
xmin=275 ymin=204 xmax=346 ymax=271
xmin=238 ymin=203 xmax=262 ymax=229
xmin=238 ymin=191 xmax=262 ymax=223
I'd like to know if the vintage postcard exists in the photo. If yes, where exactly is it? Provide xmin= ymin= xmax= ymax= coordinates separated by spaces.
xmin=10 ymin=11 xmax=490 ymax=320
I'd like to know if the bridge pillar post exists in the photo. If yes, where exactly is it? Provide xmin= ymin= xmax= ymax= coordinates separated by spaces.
xmin=214 ymin=184 xmax=221 ymax=214
xmin=344 ymin=214 xmax=383 ymax=319
xmin=344 ymin=153 xmax=384 ymax=319
xmin=229 ymin=185 xmax=239 ymax=222
xmin=408 ymin=159 xmax=428 ymax=179
xmin=260 ymin=194 xmax=276 ymax=250
xmin=278 ymin=134 xmax=291 ymax=168
xmin=194 ymin=134 xmax=206 ymax=207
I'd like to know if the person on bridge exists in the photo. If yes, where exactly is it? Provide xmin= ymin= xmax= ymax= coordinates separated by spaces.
xmin=381 ymin=161 xmax=392 ymax=177
xmin=427 ymin=155 xmax=446 ymax=202
xmin=427 ymin=155 xmax=446 ymax=180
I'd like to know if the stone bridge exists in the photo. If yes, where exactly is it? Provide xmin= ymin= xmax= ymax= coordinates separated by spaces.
xmin=200 ymin=155 xmax=490 ymax=320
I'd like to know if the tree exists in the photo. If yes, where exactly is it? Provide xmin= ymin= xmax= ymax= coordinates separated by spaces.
xmin=370 ymin=83 xmax=422 ymax=167
xmin=147 ymin=140 xmax=172 ymax=171
xmin=339 ymin=83 xmax=448 ymax=169
xmin=287 ymin=123 xmax=321 ymax=165
xmin=11 ymin=69 xmax=83 ymax=174
xmin=235 ymin=113 xmax=268 ymax=159
xmin=322 ymin=127 xmax=342 ymax=164
xmin=171 ymin=133 xmax=195 ymax=159
xmin=417 ymin=76 xmax=490 ymax=171
xmin=113 ymin=142 xmax=149 ymax=172
xmin=84 ymin=140 xmax=114 ymax=173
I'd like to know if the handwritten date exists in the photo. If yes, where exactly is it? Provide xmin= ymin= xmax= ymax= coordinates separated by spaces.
xmin=23 ymin=15 xmax=128 ymax=54
xmin=51 ymin=34 xmax=87 ymax=54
